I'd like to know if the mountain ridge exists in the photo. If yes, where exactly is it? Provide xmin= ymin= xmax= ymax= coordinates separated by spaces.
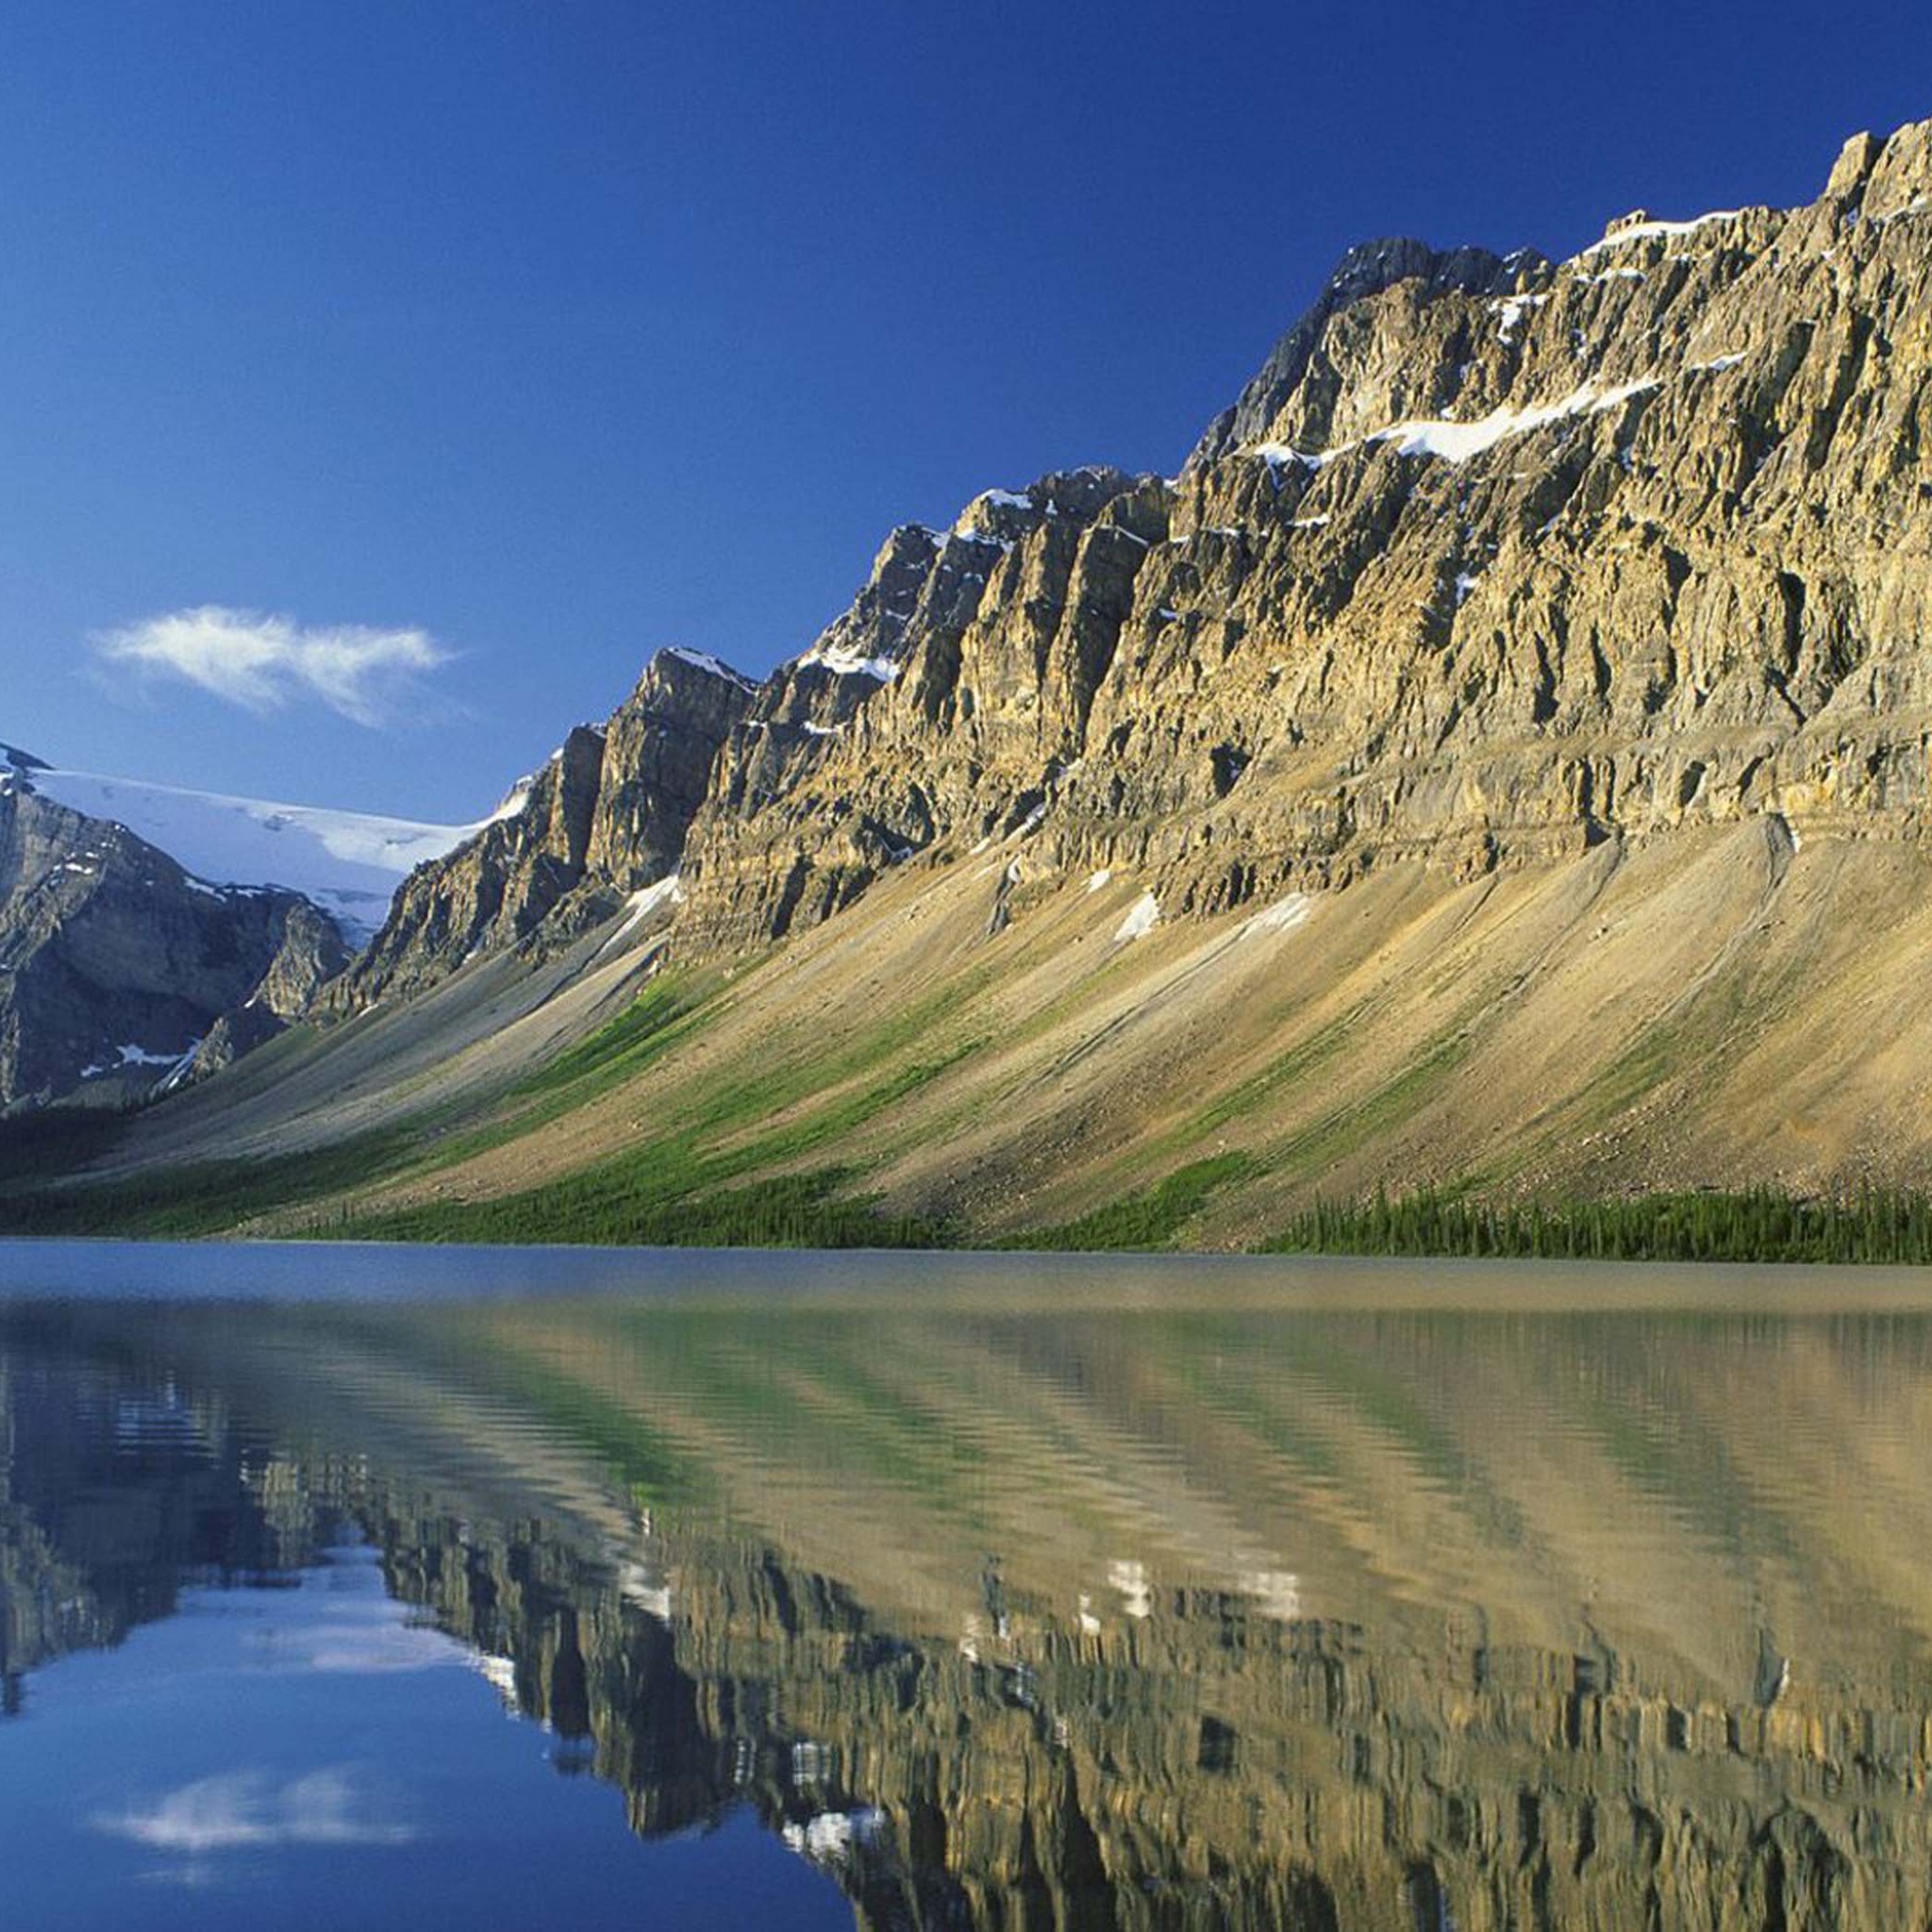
xmin=0 ymin=741 xmax=493 ymax=1108
xmin=11 ymin=114 xmax=1932 ymax=1242
xmin=0 ymin=773 xmax=350 ymax=1109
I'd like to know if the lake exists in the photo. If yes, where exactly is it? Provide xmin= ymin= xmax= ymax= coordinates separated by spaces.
xmin=3 ymin=1242 xmax=1931 ymax=1929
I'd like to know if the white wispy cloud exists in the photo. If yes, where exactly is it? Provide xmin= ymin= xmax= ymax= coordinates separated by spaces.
xmin=96 ymin=1767 xmax=416 ymax=1860
xmin=92 ymin=606 xmax=453 ymax=726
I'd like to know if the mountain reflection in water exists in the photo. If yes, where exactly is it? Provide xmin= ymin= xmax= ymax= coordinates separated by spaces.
xmin=3 ymin=1267 xmax=1932 ymax=1930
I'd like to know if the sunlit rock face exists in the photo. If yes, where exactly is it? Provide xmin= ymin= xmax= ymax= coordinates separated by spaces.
xmin=310 ymin=118 xmax=1932 ymax=986
xmin=146 ymin=116 xmax=1932 ymax=1219
xmin=671 ymin=119 xmax=1932 ymax=944
xmin=0 ymin=778 xmax=346 ymax=1110
xmin=327 ymin=647 xmax=754 ymax=1009
xmin=675 ymin=467 xmax=1174 ymax=947
xmin=8 ymin=1291 xmax=1932 ymax=1929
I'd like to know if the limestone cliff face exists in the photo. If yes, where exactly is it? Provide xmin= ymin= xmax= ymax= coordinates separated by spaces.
xmin=297 ymin=118 xmax=1932 ymax=996
xmin=329 ymin=647 xmax=754 ymax=1010
xmin=0 ymin=775 xmax=346 ymax=1110
xmin=661 ymin=119 xmax=1932 ymax=948
xmin=676 ymin=468 xmax=1173 ymax=945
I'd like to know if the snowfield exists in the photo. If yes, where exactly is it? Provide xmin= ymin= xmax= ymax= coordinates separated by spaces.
xmin=26 ymin=765 xmax=483 ymax=942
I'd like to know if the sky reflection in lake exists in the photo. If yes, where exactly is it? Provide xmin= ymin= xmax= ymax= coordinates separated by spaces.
xmin=4 ymin=1251 xmax=1932 ymax=1929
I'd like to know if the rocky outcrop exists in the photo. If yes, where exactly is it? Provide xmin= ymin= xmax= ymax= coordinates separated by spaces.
xmin=261 ymin=118 xmax=1932 ymax=1014
xmin=675 ymin=468 xmax=1174 ymax=946
xmin=658 ymin=117 xmax=1932 ymax=952
xmin=183 ymin=899 xmax=352 ymax=1081
xmin=327 ymin=648 xmax=754 ymax=1011
xmin=580 ymin=648 xmax=759 ymax=891
xmin=328 ymin=722 xmax=609 ymax=1013
xmin=0 ymin=774 xmax=347 ymax=1111
xmin=1187 ymin=233 xmax=1539 ymax=466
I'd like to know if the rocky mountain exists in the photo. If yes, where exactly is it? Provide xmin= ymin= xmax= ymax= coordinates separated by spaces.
xmin=0 ymin=766 xmax=349 ymax=1111
xmin=17 ymin=117 xmax=1932 ymax=1235
xmin=316 ymin=116 xmax=1932 ymax=986
xmin=673 ymin=123 xmax=1932 ymax=953
xmin=330 ymin=646 xmax=755 ymax=1010
xmin=22 ymin=758 xmax=479 ymax=942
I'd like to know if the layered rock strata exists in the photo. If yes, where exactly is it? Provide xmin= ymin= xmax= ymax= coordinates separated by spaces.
xmin=326 ymin=118 xmax=1932 ymax=1001
xmin=330 ymin=646 xmax=754 ymax=1009
xmin=671 ymin=122 xmax=1932 ymax=947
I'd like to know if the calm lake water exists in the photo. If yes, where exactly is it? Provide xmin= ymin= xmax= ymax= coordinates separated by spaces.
xmin=4 ymin=1243 xmax=1932 ymax=1930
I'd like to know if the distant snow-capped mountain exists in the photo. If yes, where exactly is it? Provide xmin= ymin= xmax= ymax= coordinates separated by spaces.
xmin=12 ymin=754 xmax=486 ymax=942
xmin=0 ymin=739 xmax=507 ymax=1110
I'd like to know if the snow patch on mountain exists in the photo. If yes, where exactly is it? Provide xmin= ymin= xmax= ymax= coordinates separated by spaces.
xmin=664 ymin=647 xmax=759 ymax=692
xmin=488 ymin=776 xmax=538 ymax=823
xmin=1489 ymin=292 xmax=1547 ymax=341
xmin=954 ymin=489 xmax=1034 ymax=532
xmin=797 ymin=641 xmax=902 ymax=681
xmin=1574 ymin=208 xmax=1745 ymax=259
xmin=593 ymin=873 xmax=685 ymax=961
xmin=25 ymin=766 xmax=482 ymax=942
xmin=1113 ymin=891 xmax=1160 ymax=943
xmin=1239 ymin=892 xmax=1313 ymax=940
xmin=1252 ymin=376 xmax=1659 ymax=473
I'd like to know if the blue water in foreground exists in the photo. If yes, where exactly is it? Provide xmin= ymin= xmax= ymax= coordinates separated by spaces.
xmin=2 ymin=1544 xmax=841 ymax=1930
xmin=4 ymin=1242 xmax=1931 ymax=1929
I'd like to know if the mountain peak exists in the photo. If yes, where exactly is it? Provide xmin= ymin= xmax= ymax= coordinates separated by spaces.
xmin=657 ymin=646 xmax=759 ymax=694
xmin=1185 ymin=114 xmax=1932 ymax=475
xmin=1323 ymin=235 xmax=1517 ymax=305
xmin=1861 ymin=113 xmax=1932 ymax=218
xmin=1187 ymin=235 xmax=1533 ymax=468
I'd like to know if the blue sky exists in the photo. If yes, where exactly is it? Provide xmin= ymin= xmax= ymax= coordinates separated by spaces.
xmin=1 ymin=1 xmax=1924 ymax=820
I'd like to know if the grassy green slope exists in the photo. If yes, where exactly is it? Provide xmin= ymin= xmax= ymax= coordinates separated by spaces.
xmin=8 ymin=825 xmax=1932 ymax=1259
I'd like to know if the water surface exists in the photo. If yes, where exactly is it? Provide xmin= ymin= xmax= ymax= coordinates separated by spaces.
xmin=3 ymin=1243 xmax=1929 ymax=1929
